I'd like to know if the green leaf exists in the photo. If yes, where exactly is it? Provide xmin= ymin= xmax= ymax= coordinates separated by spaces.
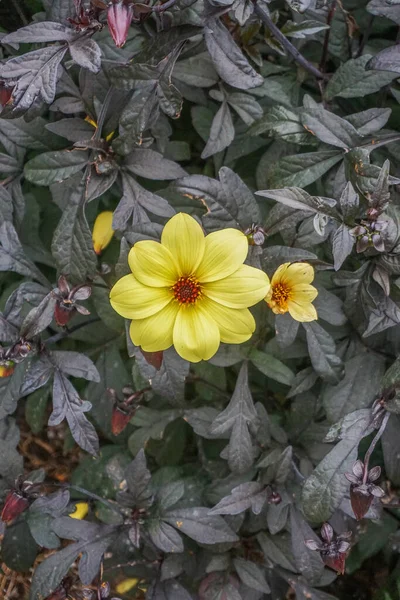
xmin=233 ymin=558 xmax=270 ymax=593
xmin=24 ymin=150 xmax=88 ymax=186
xmin=248 ymin=348 xmax=294 ymax=385
xmin=25 ymin=387 xmax=50 ymax=435
xmin=201 ymin=101 xmax=235 ymax=159
xmin=164 ymin=507 xmax=238 ymax=544
xmin=266 ymin=150 xmax=343 ymax=188
xmin=326 ymin=54 xmax=398 ymax=100
xmin=301 ymin=106 xmax=362 ymax=149
xmin=303 ymin=321 xmax=343 ymax=383
xmin=51 ymin=197 xmax=97 ymax=285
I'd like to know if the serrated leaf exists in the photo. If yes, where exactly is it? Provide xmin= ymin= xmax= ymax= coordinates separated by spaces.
xmin=233 ymin=558 xmax=270 ymax=592
xmin=201 ymin=101 xmax=235 ymax=159
xmin=0 ymin=46 xmax=68 ymax=110
xmin=326 ymin=55 xmax=398 ymax=100
xmin=51 ymin=197 xmax=97 ymax=285
xmin=266 ymin=151 xmax=343 ymax=188
xmin=205 ymin=18 xmax=263 ymax=90
xmin=24 ymin=150 xmax=88 ymax=186
xmin=303 ymin=321 xmax=343 ymax=383
xmin=164 ymin=507 xmax=238 ymax=543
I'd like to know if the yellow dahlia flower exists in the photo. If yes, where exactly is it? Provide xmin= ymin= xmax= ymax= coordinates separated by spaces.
xmin=266 ymin=262 xmax=318 ymax=322
xmin=92 ymin=211 xmax=114 ymax=255
xmin=110 ymin=213 xmax=270 ymax=363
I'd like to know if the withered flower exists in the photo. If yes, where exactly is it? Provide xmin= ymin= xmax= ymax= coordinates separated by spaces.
xmin=345 ymin=460 xmax=385 ymax=520
xmin=351 ymin=220 xmax=388 ymax=253
xmin=305 ymin=523 xmax=351 ymax=575
xmin=53 ymin=275 xmax=91 ymax=327
xmin=110 ymin=386 xmax=149 ymax=435
xmin=1 ymin=477 xmax=39 ymax=523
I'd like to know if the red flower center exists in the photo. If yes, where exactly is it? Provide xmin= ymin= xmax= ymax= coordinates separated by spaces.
xmin=172 ymin=276 xmax=201 ymax=305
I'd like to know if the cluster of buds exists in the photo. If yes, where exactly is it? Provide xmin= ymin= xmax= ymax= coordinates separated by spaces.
xmin=0 ymin=338 xmax=35 ymax=378
xmin=53 ymin=275 xmax=91 ymax=327
xmin=110 ymin=386 xmax=149 ymax=435
xmin=351 ymin=220 xmax=388 ymax=253
xmin=345 ymin=460 xmax=385 ymax=520
xmin=1 ymin=476 xmax=40 ymax=523
xmin=305 ymin=523 xmax=351 ymax=575
xmin=244 ymin=224 xmax=266 ymax=246
xmin=107 ymin=0 xmax=134 ymax=47
xmin=68 ymin=0 xmax=103 ymax=32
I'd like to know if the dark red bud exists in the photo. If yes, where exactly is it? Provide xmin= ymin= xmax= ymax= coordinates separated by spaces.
xmin=141 ymin=349 xmax=163 ymax=370
xmin=323 ymin=553 xmax=346 ymax=575
xmin=0 ymin=86 xmax=12 ymax=108
xmin=350 ymin=486 xmax=373 ymax=521
xmin=111 ymin=406 xmax=132 ymax=435
xmin=54 ymin=303 xmax=74 ymax=327
xmin=1 ymin=491 xmax=29 ymax=523
xmin=107 ymin=2 xmax=134 ymax=48
xmin=268 ymin=491 xmax=282 ymax=504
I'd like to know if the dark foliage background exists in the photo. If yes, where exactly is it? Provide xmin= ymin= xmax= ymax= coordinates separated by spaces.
xmin=1 ymin=0 xmax=400 ymax=598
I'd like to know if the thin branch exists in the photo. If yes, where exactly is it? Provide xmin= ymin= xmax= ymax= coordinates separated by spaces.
xmin=254 ymin=3 xmax=329 ymax=81
xmin=151 ymin=0 xmax=177 ymax=13
xmin=45 ymin=317 xmax=101 ymax=346
xmin=356 ymin=14 xmax=374 ymax=58
xmin=319 ymin=0 xmax=337 ymax=72
xmin=10 ymin=0 xmax=29 ymax=26
xmin=362 ymin=411 xmax=390 ymax=484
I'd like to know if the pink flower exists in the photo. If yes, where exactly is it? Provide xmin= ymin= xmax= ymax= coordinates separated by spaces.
xmin=107 ymin=1 xmax=134 ymax=48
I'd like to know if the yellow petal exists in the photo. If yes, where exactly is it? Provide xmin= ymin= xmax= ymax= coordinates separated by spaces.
xmin=173 ymin=303 xmax=220 ymax=362
xmin=129 ymin=302 xmax=179 ymax=352
xmin=201 ymin=296 xmax=255 ymax=343
xmin=69 ymin=502 xmax=89 ymax=520
xmin=291 ymin=283 xmax=318 ymax=303
xmin=284 ymin=262 xmax=314 ymax=286
xmin=270 ymin=262 xmax=290 ymax=286
xmin=161 ymin=213 xmax=205 ymax=276
xmin=128 ymin=240 xmax=179 ymax=287
xmin=92 ymin=211 xmax=114 ymax=255
xmin=196 ymin=228 xmax=248 ymax=283
xmin=288 ymin=300 xmax=318 ymax=322
xmin=110 ymin=274 xmax=172 ymax=319
xmin=203 ymin=265 xmax=270 ymax=309
xmin=116 ymin=579 xmax=139 ymax=594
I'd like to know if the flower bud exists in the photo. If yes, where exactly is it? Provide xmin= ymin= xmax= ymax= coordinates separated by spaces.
xmin=69 ymin=501 xmax=89 ymax=520
xmin=0 ymin=360 xmax=14 ymax=378
xmin=111 ymin=405 xmax=132 ymax=435
xmin=1 ymin=491 xmax=29 ymax=523
xmin=107 ymin=1 xmax=134 ymax=48
xmin=141 ymin=349 xmax=163 ymax=370
xmin=93 ymin=211 xmax=115 ymax=255
xmin=54 ymin=303 xmax=74 ymax=327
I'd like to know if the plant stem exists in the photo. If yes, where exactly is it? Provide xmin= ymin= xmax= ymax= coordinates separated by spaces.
xmin=152 ymin=0 xmax=177 ymax=13
xmin=94 ymin=86 xmax=114 ymax=141
xmin=362 ymin=411 xmax=390 ymax=484
xmin=10 ymin=0 xmax=29 ymax=26
xmin=356 ymin=14 xmax=374 ymax=58
xmin=45 ymin=317 xmax=101 ymax=346
xmin=254 ymin=3 xmax=329 ymax=80
xmin=319 ymin=0 xmax=337 ymax=72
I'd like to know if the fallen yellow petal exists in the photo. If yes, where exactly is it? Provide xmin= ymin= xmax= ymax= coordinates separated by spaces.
xmin=69 ymin=502 xmax=89 ymax=520
xmin=93 ymin=211 xmax=114 ymax=255
xmin=116 ymin=578 xmax=140 ymax=594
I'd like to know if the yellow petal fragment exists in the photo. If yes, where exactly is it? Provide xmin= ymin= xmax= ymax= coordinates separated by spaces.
xmin=128 ymin=240 xmax=179 ymax=287
xmin=92 ymin=211 xmax=114 ymax=255
xmin=129 ymin=301 xmax=179 ymax=352
xmin=110 ymin=274 xmax=172 ymax=319
xmin=196 ymin=228 xmax=248 ymax=283
xmin=173 ymin=304 xmax=220 ymax=362
xmin=116 ymin=579 xmax=140 ymax=594
xmin=69 ymin=502 xmax=89 ymax=520
xmin=201 ymin=296 xmax=255 ymax=343
xmin=288 ymin=300 xmax=318 ymax=322
xmin=284 ymin=262 xmax=314 ymax=285
xmin=161 ymin=213 xmax=205 ymax=276
xmin=291 ymin=283 xmax=318 ymax=304
xmin=270 ymin=262 xmax=290 ymax=287
xmin=203 ymin=264 xmax=270 ymax=309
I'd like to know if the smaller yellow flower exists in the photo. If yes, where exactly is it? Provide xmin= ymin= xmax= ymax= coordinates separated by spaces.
xmin=0 ymin=361 xmax=14 ymax=378
xmin=69 ymin=502 xmax=89 ymax=520
xmin=265 ymin=262 xmax=318 ymax=322
xmin=116 ymin=578 xmax=140 ymax=594
xmin=93 ymin=211 xmax=114 ymax=255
